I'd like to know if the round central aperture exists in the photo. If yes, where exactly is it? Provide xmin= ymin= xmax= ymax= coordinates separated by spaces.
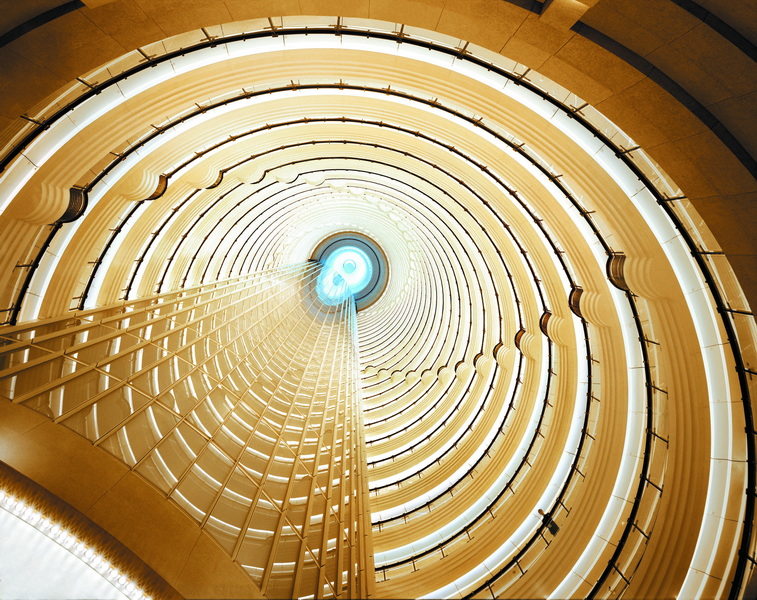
xmin=312 ymin=233 xmax=389 ymax=310
xmin=317 ymin=246 xmax=374 ymax=304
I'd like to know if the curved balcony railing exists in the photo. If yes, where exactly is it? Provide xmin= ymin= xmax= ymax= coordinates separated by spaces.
xmin=0 ymin=18 xmax=751 ymax=598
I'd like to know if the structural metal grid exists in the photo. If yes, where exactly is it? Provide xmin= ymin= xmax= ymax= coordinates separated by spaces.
xmin=0 ymin=13 xmax=754 ymax=600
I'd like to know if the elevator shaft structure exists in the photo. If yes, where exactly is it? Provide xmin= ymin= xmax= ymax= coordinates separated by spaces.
xmin=0 ymin=263 xmax=375 ymax=600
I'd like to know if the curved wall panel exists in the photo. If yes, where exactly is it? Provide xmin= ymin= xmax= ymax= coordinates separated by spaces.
xmin=0 ymin=4 xmax=754 ymax=600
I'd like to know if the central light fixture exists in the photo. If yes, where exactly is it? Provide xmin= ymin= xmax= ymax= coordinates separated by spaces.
xmin=317 ymin=245 xmax=374 ymax=304
xmin=312 ymin=233 xmax=388 ymax=310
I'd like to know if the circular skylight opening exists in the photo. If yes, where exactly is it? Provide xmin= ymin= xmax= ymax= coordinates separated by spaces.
xmin=312 ymin=233 xmax=388 ymax=310
xmin=317 ymin=246 xmax=374 ymax=305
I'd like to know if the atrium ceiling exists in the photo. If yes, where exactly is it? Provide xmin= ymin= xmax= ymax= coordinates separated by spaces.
xmin=0 ymin=1 xmax=755 ymax=599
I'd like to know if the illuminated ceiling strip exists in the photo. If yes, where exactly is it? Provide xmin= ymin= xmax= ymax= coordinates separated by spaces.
xmin=0 ymin=489 xmax=151 ymax=600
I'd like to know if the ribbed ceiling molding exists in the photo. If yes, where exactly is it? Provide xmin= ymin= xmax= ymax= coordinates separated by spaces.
xmin=0 ymin=16 xmax=753 ymax=600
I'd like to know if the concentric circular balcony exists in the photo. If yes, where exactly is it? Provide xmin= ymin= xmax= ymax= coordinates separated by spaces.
xmin=0 ymin=4 xmax=754 ymax=600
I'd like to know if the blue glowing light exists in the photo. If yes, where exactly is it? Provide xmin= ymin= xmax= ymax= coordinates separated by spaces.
xmin=316 ymin=246 xmax=374 ymax=305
